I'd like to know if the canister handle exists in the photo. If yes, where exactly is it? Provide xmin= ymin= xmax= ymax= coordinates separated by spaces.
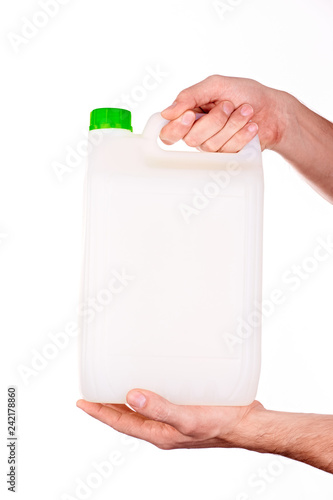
xmin=142 ymin=112 xmax=262 ymax=162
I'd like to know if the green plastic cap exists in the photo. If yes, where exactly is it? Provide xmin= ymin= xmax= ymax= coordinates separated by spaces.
xmin=89 ymin=108 xmax=132 ymax=131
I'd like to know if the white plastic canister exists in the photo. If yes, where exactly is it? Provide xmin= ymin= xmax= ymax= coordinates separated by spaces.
xmin=79 ymin=108 xmax=264 ymax=405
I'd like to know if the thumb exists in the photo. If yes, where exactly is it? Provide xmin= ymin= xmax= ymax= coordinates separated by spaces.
xmin=126 ymin=389 xmax=198 ymax=435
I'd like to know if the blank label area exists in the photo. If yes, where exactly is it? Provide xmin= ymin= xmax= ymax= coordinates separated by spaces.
xmin=103 ymin=190 xmax=246 ymax=359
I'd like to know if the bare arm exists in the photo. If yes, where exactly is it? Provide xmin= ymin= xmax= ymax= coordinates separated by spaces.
xmin=236 ymin=405 xmax=333 ymax=473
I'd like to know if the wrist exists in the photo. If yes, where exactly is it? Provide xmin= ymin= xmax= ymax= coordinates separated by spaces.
xmin=225 ymin=403 xmax=276 ymax=453
xmin=269 ymin=89 xmax=299 ymax=155
xmin=269 ymin=88 xmax=333 ymax=202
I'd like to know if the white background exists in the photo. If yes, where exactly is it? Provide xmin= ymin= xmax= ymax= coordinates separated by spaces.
xmin=1 ymin=0 xmax=333 ymax=498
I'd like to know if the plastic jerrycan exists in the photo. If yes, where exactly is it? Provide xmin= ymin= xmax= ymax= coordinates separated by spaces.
xmin=79 ymin=107 xmax=264 ymax=406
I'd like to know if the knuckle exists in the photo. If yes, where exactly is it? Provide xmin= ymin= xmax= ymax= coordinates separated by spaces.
xmin=176 ymin=87 xmax=191 ymax=102
xmin=210 ymin=112 xmax=226 ymax=128
xmin=201 ymin=139 xmax=218 ymax=152
xmin=208 ymin=74 xmax=221 ymax=83
xmin=183 ymin=134 xmax=198 ymax=147
xmin=206 ymin=74 xmax=223 ymax=94
xmin=227 ymin=117 xmax=242 ymax=130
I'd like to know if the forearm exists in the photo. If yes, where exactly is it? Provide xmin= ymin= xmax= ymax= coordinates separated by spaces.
xmin=273 ymin=91 xmax=333 ymax=203
xmin=233 ymin=407 xmax=333 ymax=473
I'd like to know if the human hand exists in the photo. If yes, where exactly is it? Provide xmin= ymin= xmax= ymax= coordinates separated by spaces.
xmin=76 ymin=389 xmax=264 ymax=450
xmin=77 ymin=389 xmax=333 ymax=473
xmin=160 ymin=74 xmax=289 ymax=153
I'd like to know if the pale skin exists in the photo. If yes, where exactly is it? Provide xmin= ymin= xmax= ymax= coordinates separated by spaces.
xmin=77 ymin=75 xmax=333 ymax=473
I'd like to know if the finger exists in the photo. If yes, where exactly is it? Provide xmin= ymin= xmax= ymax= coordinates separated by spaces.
xmin=161 ymin=75 xmax=225 ymax=120
xmin=219 ymin=122 xmax=259 ymax=152
xmin=76 ymin=399 xmax=142 ymax=420
xmin=77 ymin=399 xmax=149 ymax=432
xmin=126 ymin=389 xmax=219 ymax=438
xmin=76 ymin=399 xmax=186 ymax=449
xmin=200 ymin=103 xmax=254 ymax=152
xmin=182 ymin=101 xmax=234 ymax=148
xmin=159 ymin=110 xmax=196 ymax=145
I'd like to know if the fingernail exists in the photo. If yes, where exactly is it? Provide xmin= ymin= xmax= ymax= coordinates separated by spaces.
xmin=240 ymin=104 xmax=253 ymax=117
xmin=127 ymin=391 xmax=146 ymax=408
xmin=222 ymin=101 xmax=233 ymax=116
xmin=181 ymin=111 xmax=194 ymax=125
xmin=247 ymin=122 xmax=258 ymax=133
xmin=162 ymin=101 xmax=177 ymax=113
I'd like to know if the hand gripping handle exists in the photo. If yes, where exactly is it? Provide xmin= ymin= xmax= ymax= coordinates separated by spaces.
xmin=142 ymin=112 xmax=262 ymax=165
